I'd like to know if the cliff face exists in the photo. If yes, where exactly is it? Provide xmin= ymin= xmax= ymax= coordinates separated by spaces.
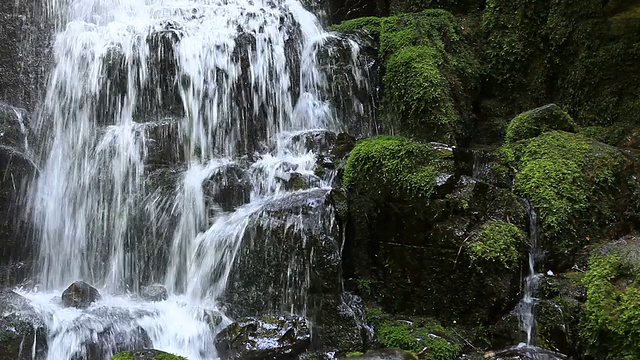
xmin=0 ymin=2 xmax=50 ymax=285
xmin=0 ymin=1 xmax=51 ymax=110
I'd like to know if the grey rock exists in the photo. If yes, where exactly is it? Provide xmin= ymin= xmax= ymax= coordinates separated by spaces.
xmin=62 ymin=281 xmax=101 ymax=309
xmin=140 ymin=284 xmax=168 ymax=302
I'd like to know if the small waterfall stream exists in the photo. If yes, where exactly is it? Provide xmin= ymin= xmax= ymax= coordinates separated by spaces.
xmin=18 ymin=0 xmax=373 ymax=358
xmin=517 ymin=201 xmax=541 ymax=347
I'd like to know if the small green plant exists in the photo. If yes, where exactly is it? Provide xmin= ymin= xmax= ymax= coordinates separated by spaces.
xmin=467 ymin=221 xmax=524 ymax=269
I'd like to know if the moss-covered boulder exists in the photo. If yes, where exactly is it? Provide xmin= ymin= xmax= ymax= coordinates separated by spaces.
xmin=501 ymin=129 xmax=629 ymax=269
xmin=332 ymin=10 xmax=480 ymax=144
xmin=341 ymin=349 xmax=417 ymax=359
xmin=343 ymin=136 xmax=527 ymax=324
xmin=112 ymin=349 xmax=186 ymax=360
xmin=505 ymin=104 xmax=578 ymax=144
xmin=581 ymin=236 xmax=640 ymax=359
xmin=214 ymin=316 xmax=311 ymax=359
xmin=366 ymin=309 xmax=461 ymax=359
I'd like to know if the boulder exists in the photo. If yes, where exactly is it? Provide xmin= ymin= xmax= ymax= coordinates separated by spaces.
xmin=505 ymin=104 xmax=578 ymax=144
xmin=113 ymin=349 xmax=186 ymax=360
xmin=203 ymin=164 xmax=251 ymax=212
xmin=0 ymin=289 xmax=47 ymax=360
xmin=343 ymin=136 xmax=527 ymax=324
xmin=61 ymin=281 xmax=101 ymax=309
xmin=140 ymin=284 xmax=168 ymax=302
xmin=77 ymin=326 xmax=152 ymax=360
xmin=484 ymin=345 xmax=566 ymax=360
xmin=214 ymin=316 xmax=311 ymax=359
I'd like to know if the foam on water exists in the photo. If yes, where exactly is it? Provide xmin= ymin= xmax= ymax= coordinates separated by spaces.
xmin=24 ymin=0 xmax=369 ymax=358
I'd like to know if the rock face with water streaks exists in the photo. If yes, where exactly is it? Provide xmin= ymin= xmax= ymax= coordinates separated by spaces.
xmin=0 ymin=103 xmax=35 ymax=285
xmin=0 ymin=290 xmax=47 ymax=360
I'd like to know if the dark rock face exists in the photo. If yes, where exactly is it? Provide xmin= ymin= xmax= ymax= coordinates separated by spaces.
xmin=204 ymin=164 xmax=252 ymax=212
xmin=0 ymin=289 xmax=47 ymax=360
xmin=62 ymin=281 xmax=102 ymax=309
xmin=0 ymin=104 xmax=36 ymax=283
xmin=140 ymin=284 xmax=168 ymax=302
xmin=214 ymin=316 xmax=311 ymax=360
xmin=0 ymin=2 xmax=51 ymax=110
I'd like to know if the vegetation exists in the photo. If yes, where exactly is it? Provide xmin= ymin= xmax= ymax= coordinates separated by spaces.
xmin=344 ymin=136 xmax=452 ymax=199
xmin=467 ymin=221 xmax=524 ymax=269
xmin=366 ymin=308 xmax=461 ymax=359
xmin=112 ymin=351 xmax=187 ymax=360
xmin=582 ymin=250 xmax=640 ymax=359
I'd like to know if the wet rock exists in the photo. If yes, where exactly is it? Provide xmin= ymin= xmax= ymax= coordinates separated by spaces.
xmin=79 ymin=326 xmax=152 ymax=360
xmin=204 ymin=164 xmax=252 ymax=212
xmin=143 ymin=119 xmax=184 ymax=167
xmin=113 ymin=349 xmax=185 ymax=360
xmin=62 ymin=281 xmax=102 ymax=309
xmin=290 ymin=130 xmax=337 ymax=154
xmin=341 ymin=349 xmax=417 ymax=360
xmin=204 ymin=309 xmax=224 ymax=329
xmin=140 ymin=284 xmax=168 ymax=302
xmin=484 ymin=345 xmax=567 ymax=360
xmin=0 ymin=289 xmax=47 ymax=360
xmin=0 ymin=103 xmax=36 ymax=269
xmin=214 ymin=315 xmax=311 ymax=359
xmin=283 ymin=172 xmax=321 ymax=191
xmin=330 ymin=133 xmax=356 ymax=160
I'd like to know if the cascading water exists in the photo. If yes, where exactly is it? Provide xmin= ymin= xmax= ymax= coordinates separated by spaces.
xmin=516 ymin=201 xmax=542 ymax=347
xmin=20 ymin=0 xmax=373 ymax=358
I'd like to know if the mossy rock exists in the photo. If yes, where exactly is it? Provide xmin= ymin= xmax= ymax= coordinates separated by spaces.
xmin=112 ymin=349 xmax=186 ymax=360
xmin=581 ymin=236 xmax=640 ymax=359
xmin=332 ymin=10 xmax=480 ymax=143
xmin=466 ymin=221 xmax=525 ymax=271
xmin=343 ymin=136 xmax=527 ymax=324
xmin=500 ymin=130 xmax=628 ymax=269
xmin=387 ymin=0 xmax=484 ymax=15
xmin=366 ymin=308 xmax=461 ymax=360
xmin=505 ymin=104 xmax=578 ymax=144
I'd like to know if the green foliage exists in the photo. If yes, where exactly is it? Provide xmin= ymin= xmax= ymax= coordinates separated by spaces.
xmin=346 ymin=352 xmax=364 ymax=357
xmin=467 ymin=221 xmax=524 ymax=269
xmin=501 ymin=131 xmax=625 ymax=266
xmin=366 ymin=308 xmax=461 ymax=359
xmin=344 ymin=136 xmax=452 ymax=199
xmin=329 ymin=17 xmax=382 ymax=37
xmin=505 ymin=104 xmax=578 ymax=144
xmin=582 ymin=253 xmax=640 ymax=359
xmin=387 ymin=0 xmax=484 ymax=15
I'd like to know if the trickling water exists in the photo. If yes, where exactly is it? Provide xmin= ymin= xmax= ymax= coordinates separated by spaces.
xmin=517 ymin=202 xmax=542 ymax=347
xmin=22 ymin=0 xmax=372 ymax=358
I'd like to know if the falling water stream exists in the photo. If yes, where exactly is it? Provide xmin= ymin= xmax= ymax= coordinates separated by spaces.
xmin=517 ymin=202 xmax=541 ymax=347
xmin=18 ymin=0 xmax=371 ymax=358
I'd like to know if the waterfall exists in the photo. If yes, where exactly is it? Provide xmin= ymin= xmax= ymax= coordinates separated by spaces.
xmin=20 ymin=0 xmax=372 ymax=358
xmin=517 ymin=201 xmax=541 ymax=347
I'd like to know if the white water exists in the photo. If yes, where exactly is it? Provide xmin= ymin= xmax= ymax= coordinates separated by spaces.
xmin=23 ymin=0 xmax=369 ymax=358
xmin=516 ymin=203 xmax=541 ymax=347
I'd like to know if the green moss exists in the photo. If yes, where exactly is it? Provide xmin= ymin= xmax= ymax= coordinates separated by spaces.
xmin=330 ymin=17 xmax=381 ymax=37
xmin=113 ymin=353 xmax=135 ymax=360
xmin=467 ymin=221 xmax=524 ymax=269
xmin=501 ymin=130 xmax=626 ymax=266
xmin=366 ymin=308 xmax=461 ymax=359
xmin=346 ymin=352 xmax=364 ymax=357
xmin=505 ymin=104 xmax=578 ymax=144
xmin=344 ymin=136 xmax=452 ymax=199
xmin=582 ymin=253 xmax=640 ymax=359
xmin=377 ymin=10 xmax=480 ymax=143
